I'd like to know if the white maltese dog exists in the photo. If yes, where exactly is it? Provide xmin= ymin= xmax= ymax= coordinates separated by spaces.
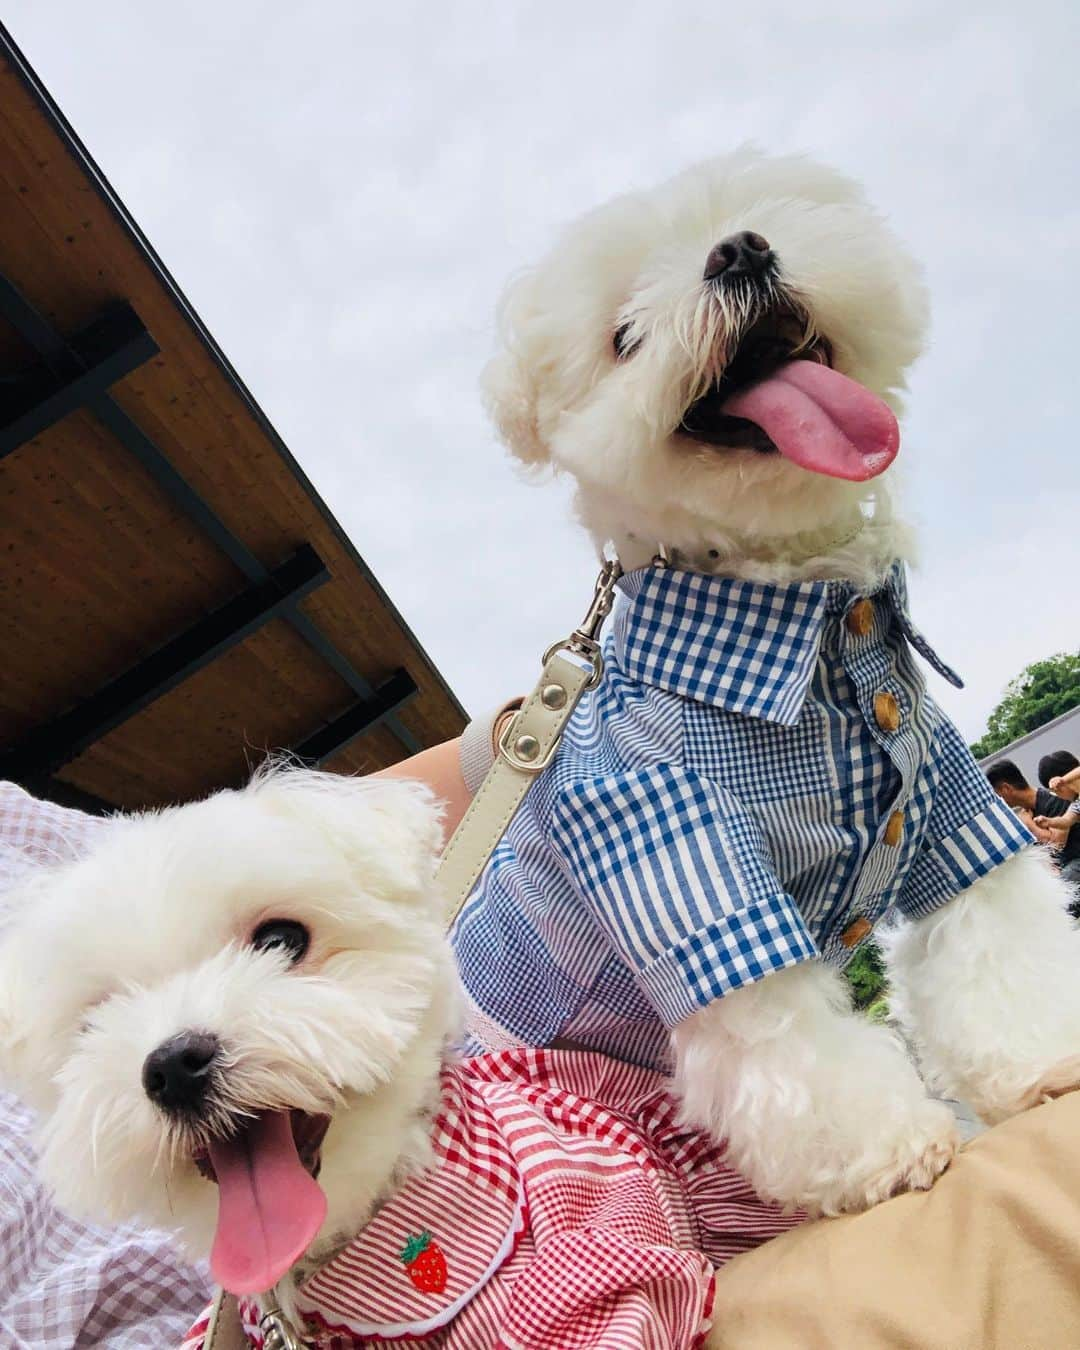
xmin=0 ymin=768 xmax=796 ymax=1347
xmin=451 ymin=147 xmax=1080 ymax=1216
xmin=0 ymin=769 xmax=457 ymax=1318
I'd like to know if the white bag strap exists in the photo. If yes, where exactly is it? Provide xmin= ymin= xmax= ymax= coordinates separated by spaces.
xmin=201 ymin=1288 xmax=246 ymax=1350
xmin=436 ymin=554 xmax=621 ymax=927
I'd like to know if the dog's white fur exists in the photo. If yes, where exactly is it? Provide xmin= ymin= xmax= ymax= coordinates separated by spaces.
xmin=483 ymin=146 xmax=921 ymax=589
xmin=3 ymin=150 xmax=1078 ymax=1269
xmin=881 ymin=846 xmax=1080 ymax=1125
xmin=483 ymin=147 xmax=1080 ymax=1214
xmin=0 ymin=768 xmax=459 ymax=1310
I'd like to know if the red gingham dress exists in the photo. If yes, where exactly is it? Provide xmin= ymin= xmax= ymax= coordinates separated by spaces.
xmin=183 ymin=1048 xmax=804 ymax=1350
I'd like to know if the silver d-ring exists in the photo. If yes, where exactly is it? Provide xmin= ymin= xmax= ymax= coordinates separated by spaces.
xmin=542 ymin=639 xmax=605 ymax=690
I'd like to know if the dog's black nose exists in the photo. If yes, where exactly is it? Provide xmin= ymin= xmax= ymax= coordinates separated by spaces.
xmin=142 ymin=1031 xmax=220 ymax=1113
xmin=704 ymin=231 xmax=773 ymax=281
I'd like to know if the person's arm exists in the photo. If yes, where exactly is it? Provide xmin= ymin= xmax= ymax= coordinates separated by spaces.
xmin=1034 ymin=809 xmax=1079 ymax=845
xmin=372 ymin=700 xmax=523 ymax=846
xmin=1018 ymin=807 xmax=1059 ymax=845
xmin=1050 ymin=767 xmax=1080 ymax=796
xmin=374 ymin=739 xmax=470 ymax=846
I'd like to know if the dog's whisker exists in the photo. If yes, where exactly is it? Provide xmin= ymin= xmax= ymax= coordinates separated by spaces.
xmin=150 ymin=1128 xmax=170 ymax=1178
xmin=88 ymin=1108 xmax=103 ymax=1174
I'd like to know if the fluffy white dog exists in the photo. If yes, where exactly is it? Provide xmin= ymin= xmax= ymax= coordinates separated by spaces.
xmin=0 ymin=769 xmax=789 ymax=1347
xmin=453 ymin=147 xmax=1080 ymax=1216
xmin=0 ymin=770 xmax=457 ymax=1319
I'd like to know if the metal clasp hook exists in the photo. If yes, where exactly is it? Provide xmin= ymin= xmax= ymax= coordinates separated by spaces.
xmin=260 ymin=1304 xmax=308 ymax=1350
xmin=541 ymin=548 xmax=622 ymax=691
xmin=576 ymin=552 xmax=623 ymax=647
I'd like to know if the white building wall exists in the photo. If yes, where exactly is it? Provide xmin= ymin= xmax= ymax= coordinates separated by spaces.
xmin=977 ymin=704 xmax=1080 ymax=785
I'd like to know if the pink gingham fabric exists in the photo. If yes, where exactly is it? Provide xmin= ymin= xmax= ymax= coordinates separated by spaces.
xmin=185 ymin=1049 xmax=804 ymax=1350
xmin=0 ymin=782 xmax=210 ymax=1349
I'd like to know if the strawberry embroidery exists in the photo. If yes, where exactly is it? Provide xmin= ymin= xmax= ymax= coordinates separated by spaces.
xmin=399 ymin=1230 xmax=448 ymax=1294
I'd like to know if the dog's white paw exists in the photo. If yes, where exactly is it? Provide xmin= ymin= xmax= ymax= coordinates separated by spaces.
xmin=969 ymin=1053 xmax=1080 ymax=1126
xmin=814 ymin=1099 xmax=959 ymax=1215
xmin=676 ymin=962 xmax=963 ymax=1218
xmin=1027 ymin=1054 xmax=1080 ymax=1106
xmin=725 ymin=1091 xmax=960 ymax=1218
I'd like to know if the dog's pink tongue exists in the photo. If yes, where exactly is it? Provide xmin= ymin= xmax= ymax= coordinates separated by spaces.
xmin=207 ymin=1111 xmax=327 ymax=1295
xmin=722 ymin=359 xmax=899 ymax=480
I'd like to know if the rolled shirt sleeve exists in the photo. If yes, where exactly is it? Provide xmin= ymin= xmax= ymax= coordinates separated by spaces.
xmin=897 ymin=718 xmax=1034 ymax=922
xmin=549 ymin=763 xmax=819 ymax=1025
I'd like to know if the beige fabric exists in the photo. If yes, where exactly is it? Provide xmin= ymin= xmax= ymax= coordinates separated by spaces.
xmin=458 ymin=698 xmax=524 ymax=797
xmin=704 ymin=1089 xmax=1080 ymax=1350
xmin=437 ymin=652 xmax=591 ymax=927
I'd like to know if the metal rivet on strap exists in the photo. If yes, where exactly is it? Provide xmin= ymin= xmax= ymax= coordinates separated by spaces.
xmin=514 ymin=734 xmax=540 ymax=762
xmin=541 ymin=683 xmax=567 ymax=710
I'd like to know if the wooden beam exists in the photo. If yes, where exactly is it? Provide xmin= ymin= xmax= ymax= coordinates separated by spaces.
xmin=25 ymin=777 xmax=116 ymax=816
xmin=0 ymin=269 xmax=423 ymax=760
xmin=0 ymin=303 xmax=159 ymax=459
xmin=0 ymin=545 xmax=330 ymax=782
xmin=291 ymin=669 xmax=419 ymax=766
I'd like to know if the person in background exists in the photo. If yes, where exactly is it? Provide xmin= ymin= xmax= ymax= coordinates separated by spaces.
xmin=1033 ymin=798 xmax=1080 ymax=898
xmin=1039 ymin=750 xmax=1080 ymax=803
xmin=986 ymin=759 xmax=1071 ymax=839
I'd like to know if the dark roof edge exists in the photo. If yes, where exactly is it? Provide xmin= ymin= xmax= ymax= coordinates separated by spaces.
xmin=0 ymin=20 xmax=468 ymax=725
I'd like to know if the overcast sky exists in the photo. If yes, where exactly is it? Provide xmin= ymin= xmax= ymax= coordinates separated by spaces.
xmin=6 ymin=2 xmax=1078 ymax=742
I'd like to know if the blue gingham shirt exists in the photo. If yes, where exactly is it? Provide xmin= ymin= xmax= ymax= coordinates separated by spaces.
xmin=453 ymin=564 xmax=1033 ymax=1071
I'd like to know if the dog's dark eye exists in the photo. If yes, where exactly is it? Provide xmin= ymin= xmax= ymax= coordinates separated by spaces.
xmin=613 ymin=323 xmax=640 ymax=360
xmin=251 ymin=919 xmax=310 ymax=965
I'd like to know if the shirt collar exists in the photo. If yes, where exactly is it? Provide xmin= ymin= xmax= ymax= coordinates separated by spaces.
xmin=294 ymin=1064 xmax=525 ymax=1341
xmin=611 ymin=563 xmax=961 ymax=726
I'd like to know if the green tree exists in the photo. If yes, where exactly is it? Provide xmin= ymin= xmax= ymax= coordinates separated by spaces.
xmin=970 ymin=651 xmax=1080 ymax=760
xmin=845 ymin=940 xmax=886 ymax=1011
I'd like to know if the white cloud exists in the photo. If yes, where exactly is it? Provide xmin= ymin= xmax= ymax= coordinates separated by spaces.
xmin=6 ymin=0 xmax=1078 ymax=743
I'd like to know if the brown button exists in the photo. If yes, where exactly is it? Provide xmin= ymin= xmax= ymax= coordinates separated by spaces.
xmin=884 ymin=810 xmax=904 ymax=847
xmin=846 ymin=598 xmax=874 ymax=636
xmin=841 ymin=916 xmax=873 ymax=949
xmin=873 ymin=691 xmax=901 ymax=733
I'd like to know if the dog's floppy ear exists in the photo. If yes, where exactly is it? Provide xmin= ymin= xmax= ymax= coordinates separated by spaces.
xmin=250 ymin=766 xmax=445 ymax=903
xmin=481 ymin=267 xmax=552 ymax=467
